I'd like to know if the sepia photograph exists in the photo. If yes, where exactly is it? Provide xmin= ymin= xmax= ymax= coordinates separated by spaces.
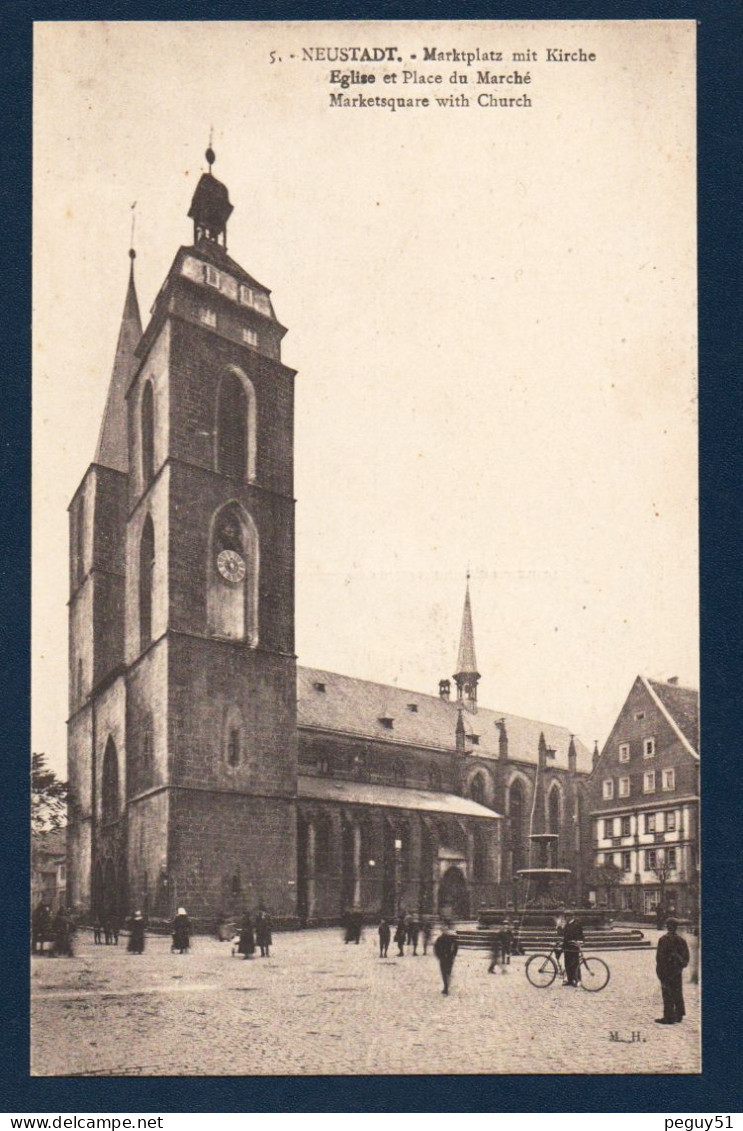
xmin=31 ymin=20 xmax=699 ymax=1077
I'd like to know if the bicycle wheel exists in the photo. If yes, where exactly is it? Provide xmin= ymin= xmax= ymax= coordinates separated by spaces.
xmin=525 ymin=953 xmax=558 ymax=988
xmin=580 ymin=956 xmax=610 ymax=992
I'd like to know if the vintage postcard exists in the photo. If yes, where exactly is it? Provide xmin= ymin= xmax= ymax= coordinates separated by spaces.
xmin=31 ymin=20 xmax=698 ymax=1076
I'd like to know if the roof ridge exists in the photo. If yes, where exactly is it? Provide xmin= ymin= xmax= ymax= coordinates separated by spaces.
xmin=297 ymin=664 xmax=584 ymax=739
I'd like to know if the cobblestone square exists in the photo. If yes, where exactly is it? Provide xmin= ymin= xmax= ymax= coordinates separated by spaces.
xmin=31 ymin=929 xmax=700 ymax=1076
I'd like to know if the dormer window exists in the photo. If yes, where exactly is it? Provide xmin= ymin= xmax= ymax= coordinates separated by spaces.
xmin=204 ymin=264 xmax=221 ymax=289
xmin=470 ymin=734 xmax=480 ymax=745
xmin=242 ymin=327 xmax=258 ymax=348
xmin=313 ymin=681 xmax=326 ymax=693
xmin=199 ymin=307 xmax=216 ymax=327
xmin=407 ymin=703 xmax=419 ymax=713
xmin=379 ymin=716 xmax=394 ymax=730
xmin=239 ymin=283 xmax=256 ymax=307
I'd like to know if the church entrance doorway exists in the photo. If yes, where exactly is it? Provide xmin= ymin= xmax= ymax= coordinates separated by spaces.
xmin=438 ymin=865 xmax=469 ymax=920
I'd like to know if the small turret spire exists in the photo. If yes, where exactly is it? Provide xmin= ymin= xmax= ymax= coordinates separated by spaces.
xmin=453 ymin=573 xmax=480 ymax=711
xmin=94 ymin=245 xmax=143 ymax=472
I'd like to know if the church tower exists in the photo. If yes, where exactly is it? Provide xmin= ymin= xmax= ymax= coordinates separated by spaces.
xmin=453 ymin=575 xmax=480 ymax=711
xmin=69 ymin=149 xmax=299 ymax=924
xmin=123 ymin=149 xmax=298 ymax=921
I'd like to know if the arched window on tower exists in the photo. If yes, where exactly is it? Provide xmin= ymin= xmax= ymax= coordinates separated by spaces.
xmin=139 ymin=515 xmax=155 ymax=651
xmin=223 ymin=705 xmax=245 ymax=770
xmin=101 ymin=737 xmax=120 ymax=826
xmin=216 ymin=369 xmax=256 ymax=481
xmin=141 ymin=381 xmax=155 ymax=487
xmin=207 ymin=501 xmax=259 ymax=644
xmin=470 ymin=771 xmax=487 ymax=806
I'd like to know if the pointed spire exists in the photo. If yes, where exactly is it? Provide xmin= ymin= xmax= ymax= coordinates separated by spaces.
xmin=568 ymin=734 xmax=577 ymax=773
xmin=94 ymin=249 xmax=142 ymax=472
xmin=454 ymin=573 xmax=480 ymax=710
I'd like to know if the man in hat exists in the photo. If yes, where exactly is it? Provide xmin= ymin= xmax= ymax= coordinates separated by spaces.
xmin=655 ymin=917 xmax=689 ymax=1024
xmin=378 ymin=917 xmax=391 ymax=958
xmin=433 ymin=921 xmax=459 ymax=995
xmin=562 ymin=913 xmax=584 ymax=986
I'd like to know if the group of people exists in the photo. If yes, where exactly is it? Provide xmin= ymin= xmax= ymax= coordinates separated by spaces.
xmin=92 ymin=915 xmax=120 ymax=945
xmin=31 ymin=901 xmax=75 ymax=956
xmin=235 ymin=908 xmax=273 ymax=958
xmin=378 ymin=912 xmax=434 ymax=958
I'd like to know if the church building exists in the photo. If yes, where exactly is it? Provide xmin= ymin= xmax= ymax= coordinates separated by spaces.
xmin=67 ymin=154 xmax=593 ymax=927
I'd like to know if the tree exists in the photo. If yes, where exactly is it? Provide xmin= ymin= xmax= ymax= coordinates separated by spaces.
xmin=31 ymin=753 xmax=70 ymax=834
xmin=650 ymin=853 xmax=674 ymax=912
xmin=591 ymin=859 xmax=624 ymax=910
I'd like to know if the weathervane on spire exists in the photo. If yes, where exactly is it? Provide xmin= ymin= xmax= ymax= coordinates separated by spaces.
xmin=129 ymin=201 xmax=137 ymax=265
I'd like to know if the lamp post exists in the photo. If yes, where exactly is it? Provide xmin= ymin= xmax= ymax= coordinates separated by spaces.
xmin=394 ymin=838 xmax=402 ymax=916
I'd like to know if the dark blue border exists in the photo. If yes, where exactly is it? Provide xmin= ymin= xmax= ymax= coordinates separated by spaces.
xmin=4 ymin=0 xmax=742 ymax=1113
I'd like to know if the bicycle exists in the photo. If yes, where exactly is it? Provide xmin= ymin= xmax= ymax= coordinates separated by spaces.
xmin=525 ymin=943 xmax=610 ymax=992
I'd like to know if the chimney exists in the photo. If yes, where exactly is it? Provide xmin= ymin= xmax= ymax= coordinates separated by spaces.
xmin=568 ymin=735 xmax=577 ymax=774
xmin=439 ymin=679 xmax=451 ymax=701
xmin=667 ymin=676 xmax=679 ymax=685
xmin=592 ymin=740 xmax=600 ymax=769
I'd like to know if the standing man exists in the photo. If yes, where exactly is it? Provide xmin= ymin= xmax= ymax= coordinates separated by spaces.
xmin=433 ymin=921 xmax=459 ymax=995
xmin=378 ymin=917 xmax=391 ymax=958
xmin=31 ymin=901 xmax=51 ymax=954
xmin=655 ymin=917 xmax=690 ymax=1024
xmin=562 ymin=913 xmax=584 ymax=986
xmin=394 ymin=914 xmax=406 ymax=957
xmin=255 ymin=907 xmax=273 ymax=957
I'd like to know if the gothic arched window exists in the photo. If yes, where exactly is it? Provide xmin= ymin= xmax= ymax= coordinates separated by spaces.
xmin=139 ymin=514 xmax=155 ymax=650
xmin=474 ymin=825 xmax=490 ymax=880
xmin=470 ymin=771 xmax=487 ymax=806
xmin=101 ymin=737 xmax=119 ymax=825
xmin=216 ymin=369 xmax=256 ymax=481
xmin=207 ymin=501 xmax=259 ymax=644
xmin=141 ymin=381 xmax=155 ymax=487
xmin=509 ymin=779 xmax=525 ymax=874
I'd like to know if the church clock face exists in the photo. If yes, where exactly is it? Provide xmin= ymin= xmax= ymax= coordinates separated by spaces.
xmin=216 ymin=549 xmax=246 ymax=585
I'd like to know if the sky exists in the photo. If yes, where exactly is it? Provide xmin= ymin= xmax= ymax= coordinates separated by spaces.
xmin=32 ymin=21 xmax=698 ymax=777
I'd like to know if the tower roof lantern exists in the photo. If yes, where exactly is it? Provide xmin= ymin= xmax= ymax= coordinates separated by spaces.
xmin=187 ymin=148 xmax=233 ymax=247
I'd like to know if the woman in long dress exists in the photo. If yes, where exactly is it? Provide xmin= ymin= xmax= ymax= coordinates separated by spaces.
xmin=172 ymin=907 xmax=191 ymax=954
xmin=127 ymin=910 xmax=146 ymax=954
xmin=237 ymin=911 xmax=255 ymax=959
